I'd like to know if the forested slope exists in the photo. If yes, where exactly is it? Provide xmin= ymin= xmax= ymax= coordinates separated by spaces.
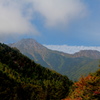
xmin=0 ymin=43 xmax=72 ymax=100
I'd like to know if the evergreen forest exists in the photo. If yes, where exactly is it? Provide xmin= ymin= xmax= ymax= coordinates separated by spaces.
xmin=0 ymin=43 xmax=72 ymax=100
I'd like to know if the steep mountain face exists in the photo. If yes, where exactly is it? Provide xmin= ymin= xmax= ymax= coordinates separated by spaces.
xmin=10 ymin=39 xmax=56 ymax=68
xmin=0 ymin=43 xmax=72 ymax=100
xmin=9 ymin=39 xmax=71 ymax=69
xmin=9 ymin=39 xmax=100 ymax=80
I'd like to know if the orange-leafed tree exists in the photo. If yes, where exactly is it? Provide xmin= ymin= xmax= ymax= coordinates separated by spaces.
xmin=62 ymin=69 xmax=100 ymax=100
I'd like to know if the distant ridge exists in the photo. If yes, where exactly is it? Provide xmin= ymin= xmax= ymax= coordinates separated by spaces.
xmin=9 ymin=38 xmax=100 ymax=80
xmin=72 ymin=50 xmax=100 ymax=59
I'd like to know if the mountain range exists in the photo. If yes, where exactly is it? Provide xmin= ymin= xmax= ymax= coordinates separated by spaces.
xmin=9 ymin=39 xmax=100 ymax=80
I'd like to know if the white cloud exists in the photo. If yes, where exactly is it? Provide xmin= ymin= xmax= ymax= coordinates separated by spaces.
xmin=30 ymin=0 xmax=87 ymax=27
xmin=0 ymin=0 xmax=87 ymax=38
xmin=0 ymin=0 xmax=38 ymax=36
xmin=44 ymin=45 xmax=100 ymax=54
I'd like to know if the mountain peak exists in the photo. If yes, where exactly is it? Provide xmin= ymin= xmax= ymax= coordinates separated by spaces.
xmin=10 ymin=38 xmax=47 ymax=50
xmin=16 ymin=38 xmax=37 ymax=44
xmin=9 ymin=38 xmax=49 ymax=60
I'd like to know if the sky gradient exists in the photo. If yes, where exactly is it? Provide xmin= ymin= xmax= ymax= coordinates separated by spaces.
xmin=0 ymin=0 xmax=100 ymax=47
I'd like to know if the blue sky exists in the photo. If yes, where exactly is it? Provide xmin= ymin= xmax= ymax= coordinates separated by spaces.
xmin=0 ymin=0 xmax=100 ymax=46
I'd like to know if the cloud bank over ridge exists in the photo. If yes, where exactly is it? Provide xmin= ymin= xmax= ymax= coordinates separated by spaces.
xmin=44 ymin=45 xmax=100 ymax=54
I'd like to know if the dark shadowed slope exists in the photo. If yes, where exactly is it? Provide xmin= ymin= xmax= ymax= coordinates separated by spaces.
xmin=0 ymin=43 xmax=72 ymax=100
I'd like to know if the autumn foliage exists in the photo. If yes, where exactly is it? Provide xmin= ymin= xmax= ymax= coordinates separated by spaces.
xmin=63 ymin=69 xmax=100 ymax=100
